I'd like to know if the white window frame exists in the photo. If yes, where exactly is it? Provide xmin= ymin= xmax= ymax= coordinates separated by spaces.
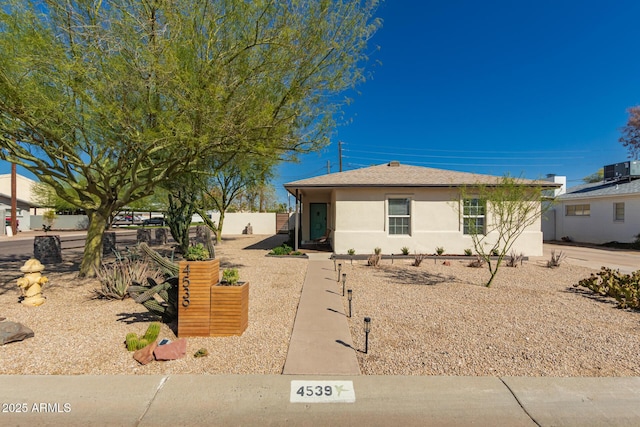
xmin=387 ymin=197 xmax=411 ymax=236
xmin=463 ymin=198 xmax=486 ymax=235
xmin=614 ymin=202 xmax=625 ymax=222
xmin=566 ymin=204 xmax=590 ymax=216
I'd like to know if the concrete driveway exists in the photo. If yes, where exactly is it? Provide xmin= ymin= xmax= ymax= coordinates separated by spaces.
xmin=537 ymin=242 xmax=640 ymax=274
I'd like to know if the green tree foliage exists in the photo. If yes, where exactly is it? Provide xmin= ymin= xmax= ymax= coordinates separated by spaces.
xmin=0 ymin=0 xmax=381 ymax=276
xmin=582 ymin=168 xmax=604 ymax=183
xmin=620 ymin=106 xmax=640 ymax=160
xmin=458 ymin=176 xmax=552 ymax=287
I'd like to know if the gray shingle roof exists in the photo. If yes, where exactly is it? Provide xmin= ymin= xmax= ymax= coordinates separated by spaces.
xmin=560 ymin=178 xmax=640 ymax=200
xmin=284 ymin=162 xmax=558 ymax=189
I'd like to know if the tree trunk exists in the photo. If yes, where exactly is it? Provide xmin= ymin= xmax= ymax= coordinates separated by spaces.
xmin=215 ymin=211 xmax=225 ymax=244
xmin=79 ymin=211 xmax=108 ymax=277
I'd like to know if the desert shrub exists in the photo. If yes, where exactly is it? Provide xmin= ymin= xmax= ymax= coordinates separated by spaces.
xmin=401 ymin=246 xmax=410 ymax=255
xmin=464 ymin=248 xmax=473 ymax=256
xmin=547 ymin=250 xmax=566 ymax=268
xmin=435 ymin=246 xmax=444 ymax=256
xmin=94 ymin=258 xmax=163 ymax=300
xmin=507 ymin=251 xmax=524 ymax=267
xmin=412 ymin=253 xmax=425 ymax=267
xmin=575 ymin=267 xmax=640 ymax=309
xmin=347 ymin=248 xmax=356 ymax=255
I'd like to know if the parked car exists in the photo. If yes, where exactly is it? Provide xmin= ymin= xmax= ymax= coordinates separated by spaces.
xmin=143 ymin=217 xmax=165 ymax=226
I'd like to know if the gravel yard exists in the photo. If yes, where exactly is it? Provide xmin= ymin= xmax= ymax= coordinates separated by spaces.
xmin=1 ymin=234 xmax=639 ymax=376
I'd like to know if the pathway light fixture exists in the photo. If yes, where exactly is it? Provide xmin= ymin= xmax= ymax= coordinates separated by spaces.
xmin=341 ymin=273 xmax=346 ymax=296
xmin=347 ymin=289 xmax=352 ymax=317
xmin=364 ymin=317 xmax=371 ymax=354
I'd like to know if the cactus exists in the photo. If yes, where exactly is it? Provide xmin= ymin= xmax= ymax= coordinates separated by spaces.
xmin=128 ymin=276 xmax=179 ymax=323
xmin=126 ymin=333 xmax=139 ymax=351
xmin=138 ymin=338 xmax=149 ymax=349
xmin=143 ymin=322 xmax=161 ymax=343
xmin=138 ymin=242 xmax=179 ymax=276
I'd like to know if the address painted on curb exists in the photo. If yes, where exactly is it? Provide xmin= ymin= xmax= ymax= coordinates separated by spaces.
xmin=290 ymin=381 xmax=355 ymax=403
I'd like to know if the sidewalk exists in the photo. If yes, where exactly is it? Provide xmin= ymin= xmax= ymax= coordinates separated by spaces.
xmin=282 ymin=253 xmax=360 ymax=375
xmin=2 ymin=375 xmax=640 ymax=426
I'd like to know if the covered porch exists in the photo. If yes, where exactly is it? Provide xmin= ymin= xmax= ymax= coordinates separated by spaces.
xmin=285 ymin=186 xmax=335 ymax=252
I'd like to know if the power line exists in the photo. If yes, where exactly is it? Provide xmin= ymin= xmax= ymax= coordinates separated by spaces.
xmin=343 ymin=149 xmax=583 ymax=161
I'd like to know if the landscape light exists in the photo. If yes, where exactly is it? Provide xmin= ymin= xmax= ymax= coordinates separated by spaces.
xmin=364 ymin=317 xmax=371 ymax=354
xmin=347 ymin=289 xmax=352 ymax=318
xmin=337 ymin=263 xmax=342 ymax=281
xmin=341 ymin=273 xmax=346 ymax=296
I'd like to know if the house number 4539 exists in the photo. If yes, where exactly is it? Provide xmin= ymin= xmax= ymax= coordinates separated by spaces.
xmin=182 ymin=265 xmax=191 ymax=308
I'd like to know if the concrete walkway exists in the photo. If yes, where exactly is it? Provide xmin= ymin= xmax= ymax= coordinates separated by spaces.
xmin=282 ymin=253 xmax=360 ymax=375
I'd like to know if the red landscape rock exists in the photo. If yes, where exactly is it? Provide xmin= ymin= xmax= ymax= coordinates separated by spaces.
xmin=133 ymin=340 xmax=158 ymax=365
xmin=154 ymin=338 xmax=187 ymax=361
xmin=443 ymin=261 xmax=451 ymax=266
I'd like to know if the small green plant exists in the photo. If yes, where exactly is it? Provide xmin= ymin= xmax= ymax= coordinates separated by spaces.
xmin=491 ymin=248 xmax=499 ymax=257
xmin=222 ymin=268 xmax=240 ymax=285
xmin=401 ymin=246 xmax=410 ymax=255
xmin=347 ymin=248 xmax=355 ymax=256
xmin=269 ymin=244 xmax=293 ymax=256
xmin=184 ymin=243 xmax=209 ymax=261
xmin=435 ymin=246 xmax=444 ymax=256
xmin=194 ymin=348 xmax=209 ymax=358
xmin=125 ymin=322 xmax=161 ymax=351
xmin=464 ymin=248 xmax=473 ymax=256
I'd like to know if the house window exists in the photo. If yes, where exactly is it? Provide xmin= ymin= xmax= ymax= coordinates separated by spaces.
xmin=463 ymin=198 xmax=485 ymax=235
xmin=388 ymin=198 xmax=410 ymax=235
xmin=565 ymin=204 xmax=590 ymax=216
xmin=614 ymin=202 xmax=625 ymax=221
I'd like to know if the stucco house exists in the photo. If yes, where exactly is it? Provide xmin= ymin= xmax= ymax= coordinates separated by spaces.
xmin=553 ymin=177 xmax=640 ymax=244
xmin=284 ymin=161 xmax=558 ymax=256
xmin=0 ymin=173 xmax=38 ymax=232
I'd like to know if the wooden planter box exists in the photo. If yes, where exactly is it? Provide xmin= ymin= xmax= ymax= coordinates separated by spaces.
xmin=210 ymin=282 xmax=249 ymax=337
xmin=177 ymin=259 xmax=220 ymax=337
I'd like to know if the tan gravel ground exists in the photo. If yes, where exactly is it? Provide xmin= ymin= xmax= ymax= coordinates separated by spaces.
xmin=1 ymin=235 xmax=639 ymax=376
xmin=341 ymin=257 xmax=640 ymax=377
xmin=0 ymin=234 xmax=305 ymax=375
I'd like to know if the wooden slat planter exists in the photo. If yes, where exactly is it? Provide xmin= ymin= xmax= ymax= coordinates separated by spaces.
xmin=178 ymin=259 xmax=220 ymax=337
xmin=210 ymin=282 xmax=249 ymax=337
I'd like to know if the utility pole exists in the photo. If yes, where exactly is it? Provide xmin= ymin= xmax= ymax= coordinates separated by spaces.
xmin=327 ymin=160 xmax=331 ymax=174
xmin=11 ymin=163 xmax=17 ymax=235
xmin=338 ymin=141 xmax=343 ymax=172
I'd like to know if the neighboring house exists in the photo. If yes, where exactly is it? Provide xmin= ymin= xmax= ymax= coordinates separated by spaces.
xmin=0 ymin=173 xmax=38 ymax=232
xmin=554 ymin=177 xmax=640 ymax=244
xmin=284 ymin=161 xmax=558 ymax=256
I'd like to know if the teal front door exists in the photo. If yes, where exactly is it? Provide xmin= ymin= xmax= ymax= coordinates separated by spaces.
xmin=309 ymin=203 xmax=327 ymax=240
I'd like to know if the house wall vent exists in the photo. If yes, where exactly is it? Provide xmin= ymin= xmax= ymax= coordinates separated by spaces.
xmin=388 ymin=161 xmax=400 ymax=167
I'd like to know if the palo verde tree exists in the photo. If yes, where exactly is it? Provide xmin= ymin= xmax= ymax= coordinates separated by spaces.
xmin=457 ymin=176 xmax=554 ymax=287
xmin=0 ymin=0 xmax=381 ymax=276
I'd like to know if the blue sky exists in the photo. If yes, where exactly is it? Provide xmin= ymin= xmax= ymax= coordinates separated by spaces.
xmin=275 ymin=0 xmax=640 ymax=203
xmin=3 ymin=1 xmax=640 ymax=206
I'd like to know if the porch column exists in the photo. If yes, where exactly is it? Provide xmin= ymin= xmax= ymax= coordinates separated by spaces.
xmin=294 ymin=189 xmax=299 ymax=251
